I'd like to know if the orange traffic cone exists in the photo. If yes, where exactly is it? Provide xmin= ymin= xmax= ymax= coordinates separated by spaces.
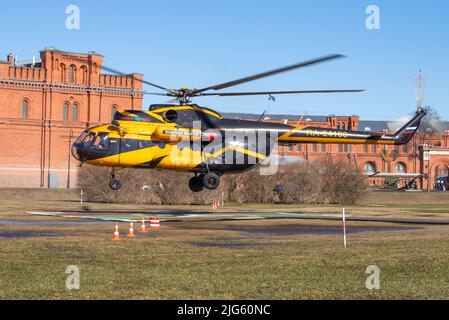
xmin=112 ymin=222 xmax=121 ymax=241
xmin=139 ymin=217 xmax=148 ymax=233
xmin=127 ymin=221 xmax=135 ymax=237
xmin=149 ymin=217 xmax=160 ymax=229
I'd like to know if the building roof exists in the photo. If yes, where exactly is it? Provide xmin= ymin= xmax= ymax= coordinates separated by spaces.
xmin=39 ymin=48 xmax=104 ymax=57
xmin=359 ymin=120 xmax=389 ymax=132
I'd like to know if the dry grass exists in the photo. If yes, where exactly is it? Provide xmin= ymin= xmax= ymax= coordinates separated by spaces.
xmin=1 ymin=189 xmax=449 ymax=299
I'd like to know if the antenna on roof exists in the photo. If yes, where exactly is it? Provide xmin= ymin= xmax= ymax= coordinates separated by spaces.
xmin=297 ymin=111 xmax=307 ymax=125
xmin=257 ymin=110 xmax=267 ymax=122
xmin=416 ymin=68 xmax=424 ymax=109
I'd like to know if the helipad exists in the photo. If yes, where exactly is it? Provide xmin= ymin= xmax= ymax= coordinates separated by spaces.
xmin=26 ymin=210 xmax=315 ymax=222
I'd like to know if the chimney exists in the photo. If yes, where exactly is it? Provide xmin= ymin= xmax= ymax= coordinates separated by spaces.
xmin=7 ymin=53 xmax=14 ymax=65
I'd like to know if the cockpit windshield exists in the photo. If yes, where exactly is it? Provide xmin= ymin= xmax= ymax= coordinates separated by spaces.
xmin=92 ymin=133 xmax=110 ymax=150
xmin=75 ymin=131 xmax=109 ymax=146
xmin=72 ymin=131 xmax=111 ymax=161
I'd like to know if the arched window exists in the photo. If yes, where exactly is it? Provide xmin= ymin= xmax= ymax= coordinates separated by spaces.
xmin=71 ymin=104 xmax=78 ymax=121
xmin=80 ymin=66 xmax=87 ymax=84
xmin=21 ymin=99 xmax=29 ymax=119
xmin=111 ymin=105 xmax=118 ymax=120
xmin=395 ymin=162 xmax=407 ymax=174
xmin=364 ymin=162 xmax=376 ymax=174
xmin=68 ymin=65 xmax=76 ymax=84
xmin=435 ymin=164 xmax=449 ymax=178
xmin=60 ymin=64 xmax=66 ymax=83
xmin=63 ymin=102 xmax=70 ymax=121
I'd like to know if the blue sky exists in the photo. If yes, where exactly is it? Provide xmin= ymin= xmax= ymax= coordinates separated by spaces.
xmin=0 ymin=0 xmax=448 ymax=120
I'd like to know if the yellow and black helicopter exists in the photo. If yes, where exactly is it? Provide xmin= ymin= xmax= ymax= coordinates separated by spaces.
xmin=72 ymin=54 xmax=426 ymax=192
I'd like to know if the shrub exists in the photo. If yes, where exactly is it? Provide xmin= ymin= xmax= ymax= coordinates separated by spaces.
xmin=78 ymin=159 xmax=366 ymax=205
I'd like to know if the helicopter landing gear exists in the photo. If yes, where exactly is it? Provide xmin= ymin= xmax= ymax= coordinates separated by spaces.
xmin=188 ymin=175 xmax=204 ymax=193
xmin=109 ymin=179 xmax=121 ymax=191
xmin=109 ymin=169 xmax=122 ymax=191
xmin=188 ymin=172 xmax=221 ymax=192
xmin=202 ymin=172 xmax=220 ymax=190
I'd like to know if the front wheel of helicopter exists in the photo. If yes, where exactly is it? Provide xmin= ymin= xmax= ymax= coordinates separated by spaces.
xmin=109 ymin=178 xmax=122 ymax=191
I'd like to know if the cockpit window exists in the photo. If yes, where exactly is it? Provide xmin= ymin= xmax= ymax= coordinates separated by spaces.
xmin=75 ymin=131 xmax=88 ymax=145
xmin=92 ymin=133 xmax=109 ymax=150
xmin=82 ymin=132 xmax=96 ymax=146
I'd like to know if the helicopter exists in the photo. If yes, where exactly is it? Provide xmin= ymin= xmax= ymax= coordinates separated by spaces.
xmin=71 ymin=54 xmax=426 ymax=192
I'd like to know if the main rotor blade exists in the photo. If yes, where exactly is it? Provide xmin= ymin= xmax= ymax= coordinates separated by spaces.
xmin=192 ymin=54 xmax=345 ymax=94
xmin=101 ymin=65 xmax=171 ymax=93
xmin=141 ymin=91 xmax=170 ymax=96
xmin=202 ymin=89 xmax=365 ymax=96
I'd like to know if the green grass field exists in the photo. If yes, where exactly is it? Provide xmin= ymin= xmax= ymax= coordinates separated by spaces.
xmin=1 ymin=189 xmax=449 ymax=299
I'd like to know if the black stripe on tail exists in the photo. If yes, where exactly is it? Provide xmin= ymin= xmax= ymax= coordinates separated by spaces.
xmin=382 ymin=109 xmax=427 ymax=145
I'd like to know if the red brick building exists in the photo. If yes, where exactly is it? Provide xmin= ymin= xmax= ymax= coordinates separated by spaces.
xmin=0 ymin=49 xmax=143 ymax=187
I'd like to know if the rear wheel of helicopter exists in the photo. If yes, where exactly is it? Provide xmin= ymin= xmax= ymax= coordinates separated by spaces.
xmin=202 ymin=172 xmax=220 ymax=190
xmin=189 ymin=176 xmax=204 ymax=193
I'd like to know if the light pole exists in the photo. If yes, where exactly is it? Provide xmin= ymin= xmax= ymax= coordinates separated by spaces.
xmin=67 ymin=129 xmax=73 ymax=189
xmin=423 ymin=144 xmax=432 ymax=193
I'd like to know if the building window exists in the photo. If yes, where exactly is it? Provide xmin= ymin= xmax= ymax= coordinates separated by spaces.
xmin=71 ymin=104 xmax=78 ymax=121
xmin=342 ymin=122 xmax=346 ymax=130
xmin=371 ymin=145 xmax=377 ymax=153
xmin=312 ymin=143 xmax=317 ymax=152
xmin=395 ymin=162 xmax=407 ymax=174
xmin=296 ymin=144 xmax=301 ymax=152
xmin=321 ymin=144 xmax=326 ymax=152
xmin=60 ymin=64 xmax=66 ymax=83
xmin=63 ymin=103 xmax=69 ymax=121
xmin=336 ymin=123 xmax=341 ymax=130
xmin=363 ymin=144 xmax=368 ymax=153
xmin=80 ymin=66 xmax=87 ymax=84
xmin=364 ymin=162 xmax=376 ymax=174
xmin=68 ymin=65 xmax=75 ymax=84
xmin=402 ymin=144 xmax=409 ymax=153
xmin=288 ymin=144 xmax=293 ymax=152
xmin=338 ymin=144 xmax=343 ymax=153
xmin=21 ymin=99 xmax=29 ymax=119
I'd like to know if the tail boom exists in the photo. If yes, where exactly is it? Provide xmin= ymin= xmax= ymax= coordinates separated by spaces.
xmin=277 ymin=109 xmax=426 ymax=146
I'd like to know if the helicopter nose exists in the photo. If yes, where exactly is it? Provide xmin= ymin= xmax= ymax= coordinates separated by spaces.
xmin=71 ymin=142 xmax=83 ymax=161
xmin=71 ymin=131 xmax=89 ymax=162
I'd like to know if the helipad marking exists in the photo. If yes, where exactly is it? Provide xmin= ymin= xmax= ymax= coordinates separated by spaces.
xmin=26 ymin=211 xmax=305 ymax=222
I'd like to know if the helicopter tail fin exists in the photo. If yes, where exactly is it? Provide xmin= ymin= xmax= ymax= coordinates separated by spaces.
xmin=382 ymin=108 xmax=427 ymax=145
